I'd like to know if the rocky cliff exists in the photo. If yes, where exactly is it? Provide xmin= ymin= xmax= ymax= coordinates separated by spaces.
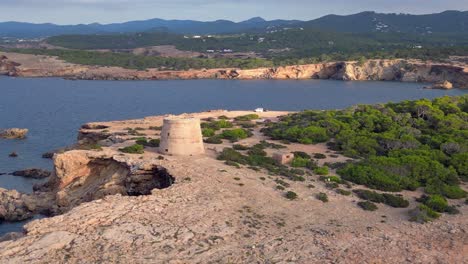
xmin=1 ymin=52 xmax=467 ymax=88
xmin=0 ymin=110 xmax=467 ymax=263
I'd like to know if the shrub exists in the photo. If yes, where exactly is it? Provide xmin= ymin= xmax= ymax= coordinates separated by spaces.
xmin=313 ymin=153 xmax=327 ymax=159
xmin=424 ymin=195 xmax=448 ymax=212
xmin=220 ymin=128 xmax=250 ymax=142
xmin=445 ymin=206 xmax=460 ymax=215
xmin=119 ymin=144 xmax=144 ymax=154
xmin=354 ymin=189 xmax=409 ymax=208
xmin=276 ymin=185 xmax=285 ymax=190
xmin=136 ymin=138 xmax=160 ymax=147
xmin=235 ymin=114 xmax=259 ymax=121
xmin=314 ymin=166 xmax=329 ymax=175
xmin=291 ymin=156 xmax=311 ymax=168
xmin=202 ymin=128 xmax=216 ymax=137
xmin=336 ymin=189 xmax=351 ymax=196
xmin=358 ymin=201 xmax=378 ymax=211
xmin=293 ymin=151 xmax=311 ymax=159
xmin=218 ymin=115 xmax=229 ymax=120
xmin=409 ymin=205 xmax=440 ymax=223
xmin=285 ymin=191 xmax=298 ymax=200
xmin=149 ymin=126 xmax=162 ymax=131
xmin=233 ymin=144 xmax=250 ymax=151
xmin=247 ymin=146 xmax=267 ymax=156
xmin=204 ymin=136 xmax=223 ymax=144
xmin=217 ymin=148 xmax=246 ymax=164
xmin=441 ymin=185 xmax=467 ymax=199
xmin=316 ymin=192 xmax=329 ymax=202
xmin=320 ymin=175 xmax=342 ymax=183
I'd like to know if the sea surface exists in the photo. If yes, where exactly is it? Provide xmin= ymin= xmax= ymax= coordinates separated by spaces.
xmin=0 ymin=77 xmax=466 ymax=235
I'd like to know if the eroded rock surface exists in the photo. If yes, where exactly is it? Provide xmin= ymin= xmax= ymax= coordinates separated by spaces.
xmin=1 ymin=51 xmax=467 ymax=88
xmin=0 ymin=128 xmax=28 ymax=139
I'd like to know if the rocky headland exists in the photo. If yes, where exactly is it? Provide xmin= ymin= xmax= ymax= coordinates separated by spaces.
xmin=1 ymin=52 xmax=467 ymax=88
xmin=0 ymin=110 xmax=466 ymax=263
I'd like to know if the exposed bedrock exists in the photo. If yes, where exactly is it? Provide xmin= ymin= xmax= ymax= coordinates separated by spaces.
xmin=1 ymin=52 xmax=467 ymax=88
xmin=38 ymin=150 xmax=174 ymax=213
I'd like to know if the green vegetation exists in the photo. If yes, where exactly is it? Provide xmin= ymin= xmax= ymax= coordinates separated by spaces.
xmin=234 ymin=114 xmax=260 ymax=121
xmin=135 ymin=138 xmax=160 ymax=147
xmin=44 ymin=29 xmax=468 ymax=62
xmin=202 ymin=128 xmax=216 ymax=137
xmin=353 ymin=189 xmax=409 ymax=208
xmin=285 ymin=191 xmax=298 ymax=200
xmin=119 ymin=144 xmax=145 ymax=154
xmin=220 ymin=128 xmax=251 ymax=142
xmin=201 ymin=120 xmax=233 ymax=130
xmin=316 ymin=192 xmax=329 ymax=203
xmin=409 ymin=205 xmax=441 ymax=223
xmin=358 ymin=201 xmax=378 ymax=211
xmin=336 ymin=189 xmax=352 ymax=196
xmin=262 ymin=96 xmax=468 ymax=200
xmin=314 ymin=166 xmax=329 ymax=175
xmin=217 ymin=148 xmax=307 ymax=180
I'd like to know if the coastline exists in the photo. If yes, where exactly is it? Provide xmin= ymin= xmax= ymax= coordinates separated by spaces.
xmin=1 ymin=52 xmax=467 ymax=88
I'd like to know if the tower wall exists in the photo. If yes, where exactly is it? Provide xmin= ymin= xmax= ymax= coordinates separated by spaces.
xmin=159 ymin=117 xmax=205 ymax=156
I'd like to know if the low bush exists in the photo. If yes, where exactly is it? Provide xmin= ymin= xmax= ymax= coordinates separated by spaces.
xmin=135 ymin=138 xmax=160 ymax=147
xmin=313 ymin=153 xmax=327 ymax=159
xmin=293 ymin=151 xmax=311 ymax=159
xmin=336 ymin=189 xmax=351 ymax=196
xmin=354 ymin=189 xmax=409 ymax=208
xmin=202 ymin=120 xmax=233 ymax=130
xmin=204 ymin=136 xmax=223 ymax=144
xmin=233 ymin=144 xmax=250 ymax=151
xmin=285 ymin=191 xmax=298 ymax=200
xmin=418 ymin=194 xmax=448 ymax=213
xmin=358 ymin=201 xmax=378 ymax=211
xmin=409 ymin=205 xmax=440 ymax=223
xmin=234 ymin=114 xmax=259 ymax=121
xmin=220 ymin=128 xmax=251 ymax=142
xmin=314 ymin=166 xmax=329 ymax=175
xmin=202 ymin=128 xmax=216 ymax=137
xmin=119 ymin=144 xmax=144 ymax=154
xmin=316 ymin=192 xmax=329 ymax=202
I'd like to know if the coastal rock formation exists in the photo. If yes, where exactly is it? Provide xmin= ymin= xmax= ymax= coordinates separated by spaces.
xmin=0 ymin=110 xmax=467 ymax=263
xmin=0 ymin=128 xmax=28 ymax=139
xmin=0 ymin=189 xmax=37 ymax=222
xmin=47 ymin=150 xmax=174 ymax=211
xmin=1 ymin=52 xmax=467 ymax=88
xmin=425 ymin=80 xmax=454 ymax=90
xmin=12 ymin=169 xmax=51 ymax=179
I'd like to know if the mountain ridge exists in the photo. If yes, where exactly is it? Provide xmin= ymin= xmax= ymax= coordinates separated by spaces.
xmin=0 ymin=10 xmax=467 ymax=38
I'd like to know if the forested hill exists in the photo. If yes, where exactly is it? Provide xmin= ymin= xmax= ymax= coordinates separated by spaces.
xmin=301 ymin=10 xmax=468 ymax=33
xmin=1 ymin=10 xmax=467 ymax=38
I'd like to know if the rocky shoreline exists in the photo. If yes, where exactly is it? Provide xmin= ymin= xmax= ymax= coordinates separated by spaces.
xmin=0 ymin=110 xmax=466 ymax=263
xmin=1 ymin=52 xmax=468 ymax=88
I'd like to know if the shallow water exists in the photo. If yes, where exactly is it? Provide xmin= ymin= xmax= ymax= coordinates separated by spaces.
xmin=0 ymin=77 xmax=465 ymax=234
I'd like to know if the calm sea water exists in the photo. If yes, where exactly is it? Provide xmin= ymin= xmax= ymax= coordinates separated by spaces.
xmin=0 ymin=77 xmax=466 ymax=235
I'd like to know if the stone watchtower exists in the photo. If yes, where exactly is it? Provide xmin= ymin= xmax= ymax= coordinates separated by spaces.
xmin=158 ymin=117 xmax=205 ymax=156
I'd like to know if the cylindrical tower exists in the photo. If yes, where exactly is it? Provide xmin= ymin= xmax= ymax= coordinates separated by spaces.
xmin=158 ymin=117 xmax=205 ymax=156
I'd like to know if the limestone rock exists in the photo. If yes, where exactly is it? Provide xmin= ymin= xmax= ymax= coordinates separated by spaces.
xmin=0 ymin=128 xmax=28 ymax=139
xmin=12 ymin=169 xmax=51 ymax=179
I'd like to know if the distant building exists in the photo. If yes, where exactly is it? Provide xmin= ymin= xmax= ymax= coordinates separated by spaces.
xmin=223 ymin=49 xmax=233 ymax=53
xmin=273 ymin=152 xmax=295 ymax=165
xmin=206 ymin=50 xmax=215 ymax=53
xmin=193 ymin=35 xmax=202 ymax=39
xmin=255 ymin=108 xmax=264 ymax=113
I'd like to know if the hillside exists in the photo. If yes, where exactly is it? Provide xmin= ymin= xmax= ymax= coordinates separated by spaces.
xmin=1 ymin=10 xmax=467 ymax=38
xmin=302 ymin=10 xmax=468 ymax=33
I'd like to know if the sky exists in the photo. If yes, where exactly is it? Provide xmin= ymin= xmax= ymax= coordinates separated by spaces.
xmin=0 ymin=0 xmax=467 ymax=24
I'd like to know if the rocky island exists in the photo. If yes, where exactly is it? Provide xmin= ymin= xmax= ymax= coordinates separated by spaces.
xmin=0 ymin=95 xmax=467 ymax=263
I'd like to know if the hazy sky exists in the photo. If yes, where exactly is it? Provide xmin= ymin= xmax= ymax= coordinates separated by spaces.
xmin=0 ymin=0 xmax=467 ymax=24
